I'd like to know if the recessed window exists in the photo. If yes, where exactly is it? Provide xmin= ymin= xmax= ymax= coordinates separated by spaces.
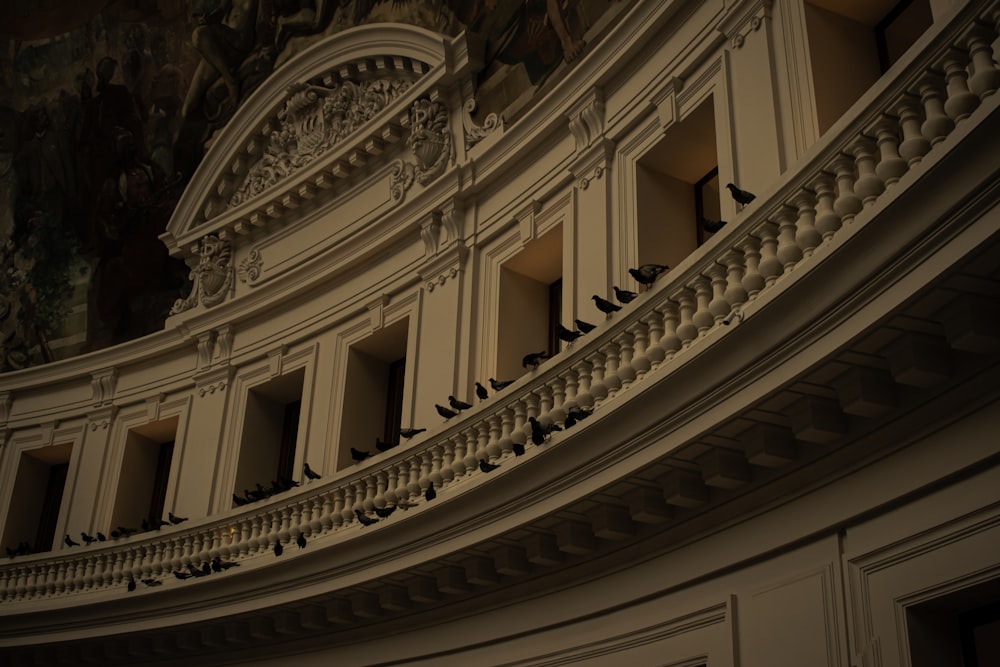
xmin=235 ymin=369 xmax=305 ymax=498
xmin=805 ymin=0 xmax=932 ymax=134
xmin=636 ymin=95 xmax=719 ymax=269
xmin=111 ymin=417 xmax=178 ymax=533
xmin=496 ymin=223 xmax=563 ymax=381
xmin=907 ymin=578 xmax=1000 ymax=667
xmin=2 ymin=444 xmax=72 ymax=553
xmin=339 ymin=318 xmax=409 ymax=469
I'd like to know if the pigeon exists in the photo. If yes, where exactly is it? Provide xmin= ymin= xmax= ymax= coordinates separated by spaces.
xmin=700 ymin=218 xmax=727 ymax=233
xmin=374 ymin=505 xmax=397 ymax=518
xmin=189 ymin=563 xmax=211 ymax=578
xmin=212 ymin=557 xmax=239 ymax=572
xmin=726 ymin=182 xmax=756 ymax=205
xmin=556 ymin=323 xmax=583 ymax=343
xmin=233 ymin=493 xmax=248 ymax=506
xmin=399 ymin=428 xmax=426 ymax=439
xmin=303 ymin=462 xmax=322 ymax=480
xmin=448 ymin=395 xmax=473 ymax=411
xmin=96 ymin=532 xmax=107 ymax=542
xmin=375 ymin=437 xmax=396 ymax=452
xmin=81 ymin=532 xmax=97 ymax=545
xmin=489 ymin=378 xmax=514 ymax=391
xmin=522 ymin=351 xmax=550 ymax=368
xmin=563 ymin=406 xmax=594 ymax=429
xmin=574 ymin=319 xmax=597 ymax=334
xmin=168 ymin=512 xmax=188 ymax=525
xmin=425 ymin=481 xmax=437 ymax=501
xmin=127 ymin=579 xmax=136 ymax=592
xmin=529 ymin=417 xmax=562 ymax=445
xmin=628 ymin=263 xmax=670 ymax=286
xmin=512 ymin=441 xmax=526 ymax=456
xmin=614 ymin=286 xmax=638 ymax=304
xmin=141 ymin=518 xmax=150 ymax=532
xmin=296 ymin=534 xmax=307 ymax=549
xmin=174 ymin=570 xmax=193 ymax=580
xmin=273 ymin=542 xmax=284 ymax=557
xmin=141 ymin=578 xmax=162 ymax=587
xmin=479 ymin=458 xmax=500 ymax=473
xmin=355 ymin=509 xmax=378 ymax=527
xmin=435 ymin=404 xmax=458 ymax=419
xmin=592 ymin=295 xmax=621 ymax=315
xmin=351 ymin=447 xmax=371 ymax=462
xmin=475 ymin=382 xmax=489 ymax=400
xmin=64 ymin=535 xmax=80 ymax=547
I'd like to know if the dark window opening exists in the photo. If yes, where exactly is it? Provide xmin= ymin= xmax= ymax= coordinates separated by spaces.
xmin=694 ymin=166 xmax=721 ymax=246
xmin=35 ymin=463 xmax=68 ymax=552
xmin=960 ymin=601 xmax=1000 ymax=667
xmin=875 ymin=0 xmax=933 ymax=73
xmin=277 ymin=400 xmax=301 ymax=482
xmin=384 ymin=359 xmax=406 ymax=445
xmin=147 ymin=441 xmax=174 ymax=527
xmin=547 ymin=278 xmax=563 ymax=356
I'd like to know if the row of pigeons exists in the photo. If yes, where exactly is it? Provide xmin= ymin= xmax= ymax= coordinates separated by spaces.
xmin=127 ymin=556 xmax=239 ymax=591
xmin=55 ymin=512 xmax=189 ymax=553
xmin=232 ymin=476 xmax=301 ymax=507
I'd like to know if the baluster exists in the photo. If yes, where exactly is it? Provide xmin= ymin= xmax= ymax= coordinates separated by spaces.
xmin=475 ymin=422 xmax=490 ymax=461
xmin=72 ymin=558 xmax=86 ymax=590
xmin=831 ymin=155 xmax=863 ymax=223
xmin=791 ymin=190 xmax=822 ymax=259
xmin=429 ymin=445 xmax=444 ymax=486
xmin=659 ymin=301 xmax=682 ymax=359
xmin=14 ymin=566 xmax=27 ymax=600
xmin=642 ymin=310 xmax=666 ymax=367
xmin=967 ymin=27 xmax=1000 ymax=98
xmin=383 ymin=467 xmax=399 ymax=506
xmin=419 ymin=450 xmax=435 ymax=492
xmin=942 ymin=51 xmax=979 ymax=121
xmin=25 ymin=565 xmax=38 ymax=597
xmin=402 ymin=457 xmax=420 ymax=500
xmin=332 ymin=487 xmax=348 ymax=526
xmin=352 ymin=480 xmax=367 ymax=515
xmin=706 ymin=264 xmax=730 ymax=325
xmin=374 ymin=472 xmax=388 ymax=510
xmin=810 ymin=175 xmax=840 ymax=242
xmin=851 ymin=138 xmax=884 ymax=206
xmin=438 ymin=442 xmax=456 ymax=482
xmin=511 ymin=401 xmax=529 ymax=449
xmin=872 ymin=117 xmax=907 ymax=188
xmin=692 ymin=277 xmax=714 ymax=335
xmin=894 ymin=95 xmax=930 ymax=166
xmin=736 ymin=238 xmax=764 ymax=300
xmin=918 ymin=73 xmax=954 ymax=145
xmin=362 ymin=477 xmax=377 ymax=512
xmin=537 ymin=384 xmax=553 ymax=416
xmin=615 ymin=332 xmax=636 ymax=387
xmin=674 ymin=289 xmax=698 ymax=345
xmin=487 ymin=415 xmax=503 ymax=458
xmin=498 ymin=407 xmax=516 ymax=455
xmin=630 ymin=319 xmax=652 ymax=377
xmin=751 ymin=223 xmax=780 ymax=288
xmin=572 ymin=360 xmax=594 ymax=408
xmin=449 ymin=433 xmax=466 ymax=477
xmin=461 ymin=427 xmax=478 ymax=472
xmin=589 ymin=349 xmax=611 ymax=399
xmin=549 ymin=377 xmax=566 ymax=423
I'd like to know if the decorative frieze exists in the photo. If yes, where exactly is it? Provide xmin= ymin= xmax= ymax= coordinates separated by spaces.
xmin=171 ymin=235 xmax=235 ymax=315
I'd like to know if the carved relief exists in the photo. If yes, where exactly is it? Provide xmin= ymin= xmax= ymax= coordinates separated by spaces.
xmin=237 ymin=249 xmax=263 ymax=283
xmin=171 ymin=235 xmax=234 ymax=315
xmin=229 ymin=78 xmax=412 ymax=207
xmin=407 ymin=98 xmax=452 ymax=185
xmin=462 ymin=97 xmax=501 ymax=150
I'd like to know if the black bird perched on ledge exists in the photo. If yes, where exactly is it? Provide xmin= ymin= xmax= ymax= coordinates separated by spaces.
xmin=614 ymin=286 xmax=637 ymax=304
xmin=355 ymin=509 xmax=379 ymax=527
xmin=399 ymin=427 xmax=426 ymax=439
xmin=512 ymin=441 xmax=526 ymax=456
xmin=232 ymin=493 xmax=249 ymax=507
xmin=374 ymin=505 xmax=397 ymax=518
xmin=726 ymin=182 xmax=756 ymax=206
xmin=127 ymin=579 xmax=136 ymax=592
xmin=303 ymin=462 xmax=321 ymax=480
xmin=522 ymin=351 xmax=550 ymax=368
xmin=351 ymin=447 xmax=371 ymax=462
xmin=212 ymin=557 xmax=239 ymax=571
xmin=425 ymin=481 xmax=437 ymax=501
xmin=174 ymin=570 xmax=193 ymax=580
xmin=96 ymin=532 xmax=107 ymax=542
xmin=475 ymin=382 xmax=489 ymax=401
xmin=296 ymin=534 xmax=307 ymax=549
xmin=563 ymin=406 xmax=594 ymax=429
xmin=479 ymin=458 xmax=500 ymax=473
xmin=592 ymin=294 xmax=621 ymax=315
xmin=700 ymin=217 xmax=728 ymax=233
xmin=81 ymin=532 xmax=97 ymax=545
xmin=574 ymin=318 xmax=597 ymax=334
xmin=64 ymin=534 xmax=79 ymax=547
xmin=141 ymin=578 xmax=162 ymax=587
xmin=435 ymin=403 xmax=458 ymax=419
xmin=168 ymin=512 xmax=188 ymax=525
xmin=448 ymin=395 xmax=473 ymax=411
xmin=489 ymin=378 xmax=514 ymax=391
xmin=556 ymin=323 xmax=584 ymax=343
xmin=628 ymin=263 xmax=670 ymax=286
xmin=273 ymin=542 xmax=284 ymax=557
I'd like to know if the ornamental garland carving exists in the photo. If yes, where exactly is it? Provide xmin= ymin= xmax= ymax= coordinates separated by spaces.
xmin=407 ymin=98 xmax=452 ymax=185
xmin=229 ymin=78 xmax=412 ymax=208
xmin=170 ymin=234 xmax=234 ymax=315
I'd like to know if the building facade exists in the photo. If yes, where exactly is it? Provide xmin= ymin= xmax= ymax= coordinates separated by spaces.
xmin=1 ymin=0 xmax=999 ymax=665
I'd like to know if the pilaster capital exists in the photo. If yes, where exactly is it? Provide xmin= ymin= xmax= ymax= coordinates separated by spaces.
xmin=719 ymin=0 xmax=773 ymax=50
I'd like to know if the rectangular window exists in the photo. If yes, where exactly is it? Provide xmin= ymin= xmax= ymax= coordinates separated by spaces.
xmin=234 ymin=370 xmax=304 ymax=500
xmin=111 ymin=417 xmax=178 ymax=532
xmin=2 ymin=444 xmax=72 ymax=553
xmin=338 ymin=318 xmax=409 ymax=470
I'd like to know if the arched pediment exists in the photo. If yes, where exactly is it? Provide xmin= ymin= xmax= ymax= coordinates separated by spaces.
xmin=162 ymin=24 xmax=479 ymax=257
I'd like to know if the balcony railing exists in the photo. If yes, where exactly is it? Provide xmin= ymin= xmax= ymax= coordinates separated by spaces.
xmin=1 ymin=0 xmax=998 ymax=607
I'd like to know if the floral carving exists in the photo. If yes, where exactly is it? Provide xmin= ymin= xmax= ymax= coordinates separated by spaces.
xmin=229 ymin=78 xmax=411 ymax=207
xmin=408 ymin=98 xmax=452 ymax=185
xmin=170 ymin=235 xmax=234 ymax=314
xmin=237 ymin=249 xmax=263 ymax=283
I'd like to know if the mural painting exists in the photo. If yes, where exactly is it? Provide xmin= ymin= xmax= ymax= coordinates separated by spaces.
xmin=0 ymin=0 xmax=623 ymax=372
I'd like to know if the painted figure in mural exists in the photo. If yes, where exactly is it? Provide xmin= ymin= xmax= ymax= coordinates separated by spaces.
xmin=182 ymin=0 xmax=273 ymax=122
xmin=272 ymin=0 xmax=336 ymax=53
xmin=15 ymin=105 xmax=76 ymax=228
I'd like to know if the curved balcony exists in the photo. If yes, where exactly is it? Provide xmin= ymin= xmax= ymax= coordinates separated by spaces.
xmin=1 ymin=1 xmax=1000 ymax=664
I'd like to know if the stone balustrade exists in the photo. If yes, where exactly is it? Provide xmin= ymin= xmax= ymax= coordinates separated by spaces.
xmin=1 ymin=0 xmax=998 ymax=606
